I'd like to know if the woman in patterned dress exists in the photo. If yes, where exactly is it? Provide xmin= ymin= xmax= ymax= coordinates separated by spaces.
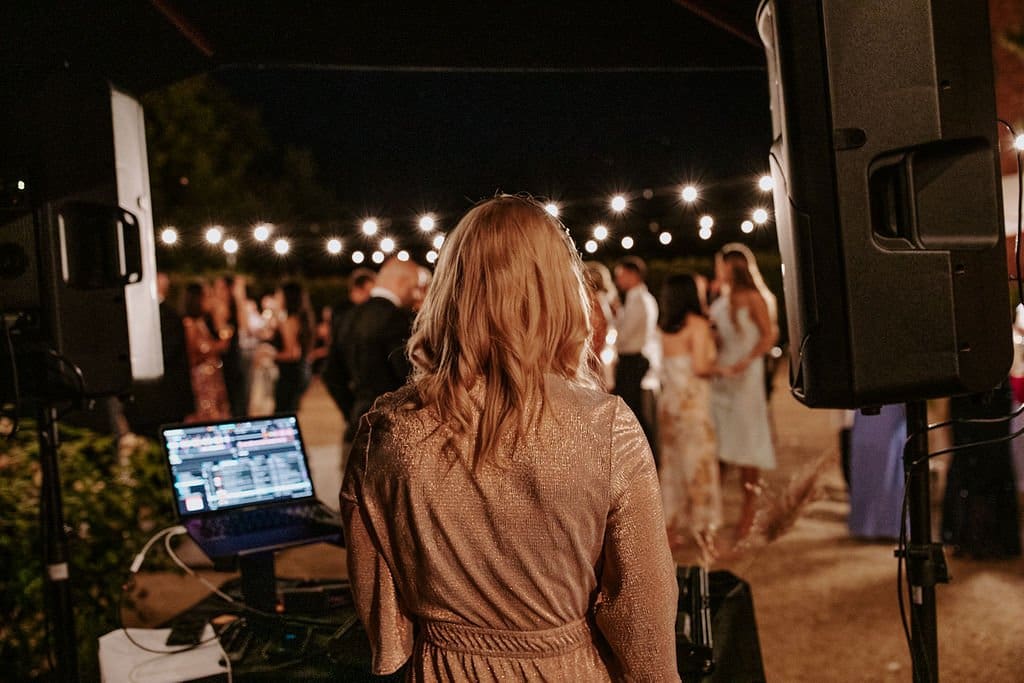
xmin=657 ymin=273 xmax=722 ymax=564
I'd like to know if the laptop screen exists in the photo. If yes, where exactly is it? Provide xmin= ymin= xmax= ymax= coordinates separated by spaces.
xmin=161 ymin=415 xmax=316 ymax=517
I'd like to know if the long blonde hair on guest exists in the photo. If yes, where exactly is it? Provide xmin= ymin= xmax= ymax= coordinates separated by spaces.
xmin=408 ymin=195 xmax=595 ymax=468
xmin=718 ymin=242 xmax=778 ymax=324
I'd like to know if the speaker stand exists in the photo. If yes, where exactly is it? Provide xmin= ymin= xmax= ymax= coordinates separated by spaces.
xmin=38 ymin=404 xmax=80 ymax=682
xmin=901 ymin=401 xmax=949 ymax=683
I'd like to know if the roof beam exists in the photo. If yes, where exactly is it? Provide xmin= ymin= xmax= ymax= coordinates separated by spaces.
xmin=671 ymin=0 xmax=760 ymax=47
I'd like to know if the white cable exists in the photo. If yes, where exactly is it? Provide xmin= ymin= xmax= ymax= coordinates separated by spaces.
xmin=217 ymin=636 xmax=233 ymax=683
xmin=130 ymin=525 xmax=186 ymax=573
xmin=163 ymin=531 xmax=239 ymax=605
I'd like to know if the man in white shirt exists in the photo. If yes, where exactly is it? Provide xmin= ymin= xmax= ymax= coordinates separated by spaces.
xmin=613 ymin=256 xmax=660 ymax=457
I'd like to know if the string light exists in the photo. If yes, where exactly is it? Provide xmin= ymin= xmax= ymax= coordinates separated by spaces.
xmin=352 ymin=250 xmax=365 ymax=264
xmin=397 ymin=250 xmax=410 ymax=261
xmin=371 ymin=250 xmax=385 ymax=264
xmin=659 ymin=231 xmax=672 ymax=245
xmin=584 ymin=239 xmax=598 ymax=253
xmin=156 ymin=181 xmax=779 ymax=258
xmin=16 ymin=180 xmax=26 ymax=190
xmin=253 ymin=223 xmax=272 ymax=241
xmin=426 ymin=250 xmax=438 ymax=264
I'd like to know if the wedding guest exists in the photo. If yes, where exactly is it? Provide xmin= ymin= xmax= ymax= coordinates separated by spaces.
xmin=942 ymin=383 xmax=1022 ymax=558
xmin=323 ymin=268 xmax=379 ymax=432
xmin=848 ymin=405 xmax=906 ymax=540
xmin=211 ymin=275 xmax=247 ymax=417
xmin=271 ymin=281 xmax=315 ymax=413
xmin=613 ymin=256 xmax=661 ymax=454
xmin=710 ymin=243 xmax=777 ymax=540
xmin=341 ymin=195 xmax=678 ymax=680
xmin=182 ymin=281 xmax=230 ymax=422
xmin=582 ymin=262 xmax=613 ymax=389
xmin=657 ymin=273 xmax=722 ymax=563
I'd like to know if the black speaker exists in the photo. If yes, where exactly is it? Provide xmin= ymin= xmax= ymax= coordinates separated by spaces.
xmin=757 ymin=0 xmax=1012 ymax=408
xmin=0 ymin=70 xmax=141 ymax=403
xmin=677 ymin=568 xmax=766 ymax=683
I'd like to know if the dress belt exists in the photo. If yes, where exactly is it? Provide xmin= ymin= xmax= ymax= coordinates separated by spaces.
xmin=420 ymin=617 xmax=592 ymax=658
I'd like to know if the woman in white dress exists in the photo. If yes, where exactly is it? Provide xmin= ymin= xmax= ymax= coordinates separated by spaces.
xmin=710 ymin=244 xmax=778 ymax=540
xmin=657 ymin=274 xmax=722 ymax=563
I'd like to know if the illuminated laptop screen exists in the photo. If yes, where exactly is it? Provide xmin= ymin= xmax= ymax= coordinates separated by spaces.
xmin=163 ymin=416 xmax=316 ymax=517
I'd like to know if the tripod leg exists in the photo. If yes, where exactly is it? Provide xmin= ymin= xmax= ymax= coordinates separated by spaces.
xmin=39 ymin=406 xmax=79 ymax=682
xmin=904 ymin=401 xmax=944 ymax=683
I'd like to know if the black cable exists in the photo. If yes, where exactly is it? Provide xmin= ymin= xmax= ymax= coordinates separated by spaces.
xmin=896 ymin=472 xmax=912 ymax=673
xmin=46 ymin=349 xmax=86 ymax=398
xmin=117 ymin=584 xmax=222 ymax=655
xmin=901 ymin=399 xmax=1024 ymax=451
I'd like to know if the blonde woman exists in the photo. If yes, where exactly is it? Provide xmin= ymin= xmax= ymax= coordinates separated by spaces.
xmin=710 ymin=243 xmax=778 ymax=541
xmin=341 ymin=196 xmax=679 ymax=681
xmin=582 ymin=261 xmax=616 ymax=389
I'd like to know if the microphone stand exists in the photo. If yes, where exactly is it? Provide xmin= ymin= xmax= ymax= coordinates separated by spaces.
xmin=900 ymin=401 xmax=949 ymax=683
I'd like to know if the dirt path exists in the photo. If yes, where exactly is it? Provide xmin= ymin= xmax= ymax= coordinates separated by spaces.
xmin=711 ymin=372 xmax=1024 ymax=682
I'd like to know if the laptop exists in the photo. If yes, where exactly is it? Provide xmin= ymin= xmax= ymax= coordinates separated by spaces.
xmin=160 ymin=415 xmax=343 ymax=561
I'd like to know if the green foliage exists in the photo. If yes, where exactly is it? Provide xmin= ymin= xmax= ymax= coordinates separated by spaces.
xmin=0 ymin=424 xmax=175 ymax=681
xmin=142 ymin=75 xmax=345 ymax=276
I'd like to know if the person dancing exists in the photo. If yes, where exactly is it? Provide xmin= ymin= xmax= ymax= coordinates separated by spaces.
xmin=658 ymin=273 xmax=722 ymax=564
xmin=710 ymin=244 xmax=778 ymax=541
xmin=341 ymin=195 xmax=679 ymax=681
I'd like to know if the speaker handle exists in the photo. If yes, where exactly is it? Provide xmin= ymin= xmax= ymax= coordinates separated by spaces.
xmin=117 ymin=208 xmax=142 ymax=285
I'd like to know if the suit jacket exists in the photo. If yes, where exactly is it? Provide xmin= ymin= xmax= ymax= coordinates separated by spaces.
xmin=323 ymin=296 xmax=413 ymax=438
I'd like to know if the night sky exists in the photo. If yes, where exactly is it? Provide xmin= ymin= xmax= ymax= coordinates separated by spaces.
xmin=215 ymin=65 xmax=775 ymax=256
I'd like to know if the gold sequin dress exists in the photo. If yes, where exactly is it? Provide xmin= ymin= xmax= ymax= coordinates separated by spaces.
xmin=341 ymin=377 xmax=679 ymax=681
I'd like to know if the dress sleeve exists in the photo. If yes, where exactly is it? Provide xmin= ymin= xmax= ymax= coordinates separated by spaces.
xmin=593 ymin=398 xmax=680 ymax=681
xmin=340 ymin=413 xmax=414 ymax=674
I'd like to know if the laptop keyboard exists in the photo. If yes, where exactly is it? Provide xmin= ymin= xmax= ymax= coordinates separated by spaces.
xmin=199 ymin=505 xmax=319 ymax=539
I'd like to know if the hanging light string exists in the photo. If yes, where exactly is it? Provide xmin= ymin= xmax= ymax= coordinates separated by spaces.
xmin=157 ymin=175 xmax=777 ymax=259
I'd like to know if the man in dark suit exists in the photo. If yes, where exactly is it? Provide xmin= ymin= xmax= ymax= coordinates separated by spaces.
xmin=324 ymin=257 xmax=422 ymax=449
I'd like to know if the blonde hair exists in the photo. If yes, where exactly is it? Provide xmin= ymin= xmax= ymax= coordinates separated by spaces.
xmin=408 ymin=195 xmax=595 ymax=468
xmin=718 ymin=242 xmax=778 ymax=323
